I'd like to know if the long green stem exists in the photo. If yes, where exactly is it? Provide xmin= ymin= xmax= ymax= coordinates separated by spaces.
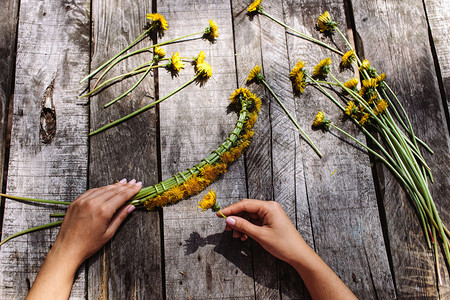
xmin=89 ymin=75 xmax=199 ymax=136
xmin=261 ymin=11 xmax=343 ymax=56
xmin=261 ymin=79 xmax=322 ymax=158
xmin=80 ymin=25 xmax=154 ymax=83
xmin=0 ymin=221 xmax=63 ymax=246
xmin=0 ymin=193 xmax=71 ymax=205
xmin=104 ymin=60 xmax=156 ymax=108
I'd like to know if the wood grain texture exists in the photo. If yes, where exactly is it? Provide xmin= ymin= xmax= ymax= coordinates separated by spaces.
xmin=157 ymin=0 xmax=254 ymax=298
xmin=233 ymin=0 xmax=313 ymax=298
xmin=0 ymin=0 xmax=19 ymax=194
xmin=424 ymin=0 xmax=450 ymax=113
xmin=0 ymin=0 xmax=90 ymax=298
xmin=352 ymin=0 xmax=450 ymax=297
xmin=87 ymin=0 xmax=162 ymax=299
xmin=231 ymin=1 xmax=280 ymax=299
xmin=282 ymin=0 xmax=395 ymax=298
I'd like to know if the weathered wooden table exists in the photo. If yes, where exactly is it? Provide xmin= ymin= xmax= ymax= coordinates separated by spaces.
xmin=0 ymin=0 xmax=449 ymax=299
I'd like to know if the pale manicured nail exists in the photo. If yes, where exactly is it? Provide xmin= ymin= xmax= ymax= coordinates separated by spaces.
xmin=136 ymin=181 xmax=142 ymax=186
xmin=129 ymin=179 xmax=136 ymax=184
xmin=127 ymin=205 xmax=136 ymax=213
xmin=119 ymin=178 xmax=127 ymax=184
xmin=226 ymin=217 xmax=236 ymax=227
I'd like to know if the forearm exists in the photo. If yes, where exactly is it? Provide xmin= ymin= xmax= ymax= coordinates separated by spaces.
xmin=289 ymin=243 xmax=357 ymax=300
xmin=26 ymin=243 xmax=80 ymax=300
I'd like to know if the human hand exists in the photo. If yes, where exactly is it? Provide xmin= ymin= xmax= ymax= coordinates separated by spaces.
xmin=217 ymin=199 xmax=307 ymax=265
xmin=52 ymin=179 xmax=141 ymax=267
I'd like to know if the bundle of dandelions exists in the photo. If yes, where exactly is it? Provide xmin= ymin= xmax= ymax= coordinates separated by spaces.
xmin=0 ymin=88 xmax=260 ymax=245
xmin=248 ymin=0 xmax=448 ymax=283
xmin=79 ymin=13 xmax=218 ymax=135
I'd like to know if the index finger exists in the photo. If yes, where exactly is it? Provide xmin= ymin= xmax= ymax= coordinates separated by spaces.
xmin=219 ymin=199 xmax=268 ymax=218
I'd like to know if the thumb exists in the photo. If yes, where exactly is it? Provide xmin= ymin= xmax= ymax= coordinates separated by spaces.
xmin=226 ymin=216 xmax=261 ymax=239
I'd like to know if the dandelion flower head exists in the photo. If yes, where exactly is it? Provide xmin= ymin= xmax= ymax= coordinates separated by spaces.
xmin=317 ymin=11 xmax=338 ymax=33
xmin=290 ymin=59 xmax=306 ymax=79
xmin=343 ymin=78 xmax=359 ymax=91
xmin=312 ymin=111 xmax=330 ymax=130
xmin=196 ymin=62 xmax=213 ymax=79
xmin=247 ymin=65 xmax=263 ymax=84
xmin=345 ymin=101 xmax=357 ymax=116
xmin=197 ymin=189 xmax=218 ymax=212
xmin=196 ymin=50 xmax=206 ymax=65
xmin=168 ymin=52 xmax=184 ymax=74
xmin=359 ymin=113 xmax=370 ymax=126
xmin=230 ymin=87 xmax=252 ymax=104
xmin=340 ymin=50 xmax=355 ymax=70
xmin=248 ymin=0 xmax=262 ymax=13
xmin=146 ymin=13 xmax=168 ymax=31
xmin=313 ymin=57 xmax=332 ymax=79
xmin=154 ymin=46 xmax=166 ymax=59
xmin=204 ymin=19 xmax=219 ymax=40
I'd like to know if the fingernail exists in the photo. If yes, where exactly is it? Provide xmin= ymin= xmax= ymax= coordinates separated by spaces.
xmin=129 ymin=179 xmax=136 ymax=184
xmin=226 ymin=217 xmax=236 ymax=227
xmin=127 ymin=205 xmax=136 ymax=213
xmin=136 ymin=181 xmax=142 ymax=186
xmin=119 ymin=178 xmax=127 ymax=184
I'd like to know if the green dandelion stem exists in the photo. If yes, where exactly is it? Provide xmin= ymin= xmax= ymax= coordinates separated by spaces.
xmin=261 ymin=79 xmax=322 ymax=158
xmin=80 ymin=25 xmax=155 ymax=84
xmin=306 ymin=74 xmax=345 ymax=111
xmin=50 ymin=213 xmax=66 ymax=218
xmin=0 ymin=221 xmax=63 ymax=246
xmin=0 ymin=193 xmax=71 ymax=205
xmin=260 ymin=11 xmax=343 ymax=56
xmin=104 ymin=61 xmax=155 ymax=108
xmin=89 ymin=75 xmax=199 ymax=136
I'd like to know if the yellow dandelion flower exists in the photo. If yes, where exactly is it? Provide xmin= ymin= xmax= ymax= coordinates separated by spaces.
xmin=241 ymin=130 xmax=255 ymax=141
xmin=230 ymin=87 xmax=252 ymax=104
xmin=360 ymin=59 xmax=370 ymax=70
xmin=146 ymin=13 xmax=168 ymax=31
xmin=376 ymin=73 xmax=386 ymax=83
xmin=247 ymin=65 xmax=262 ymax=84
xmin=253 ymin=96 xmax=262 ymax=112
xmin=343 ymin=78 xmax=359 ymax=90
xmin=359 ymin=113 xmax=370 ymax=126
xmin=312 ymin=111 xmax=330 ymax=130
xmin=248 ymin=0 xmax=262 ymax=12
xmin=245 ymin=113 xmax=258 ymax=130
xmin=292 ymin=71 xmax=306 ymax=94
xmin=214 ymin=163 xmax=228 ymax=175
xmin=198 ymin=189 xmax=218 ymax=212
xmin=220 ymin=151 xmax=235 ymax=164
xmin=168 ymin=52 xmax=184 ymax=74
xmin=196 ymin=50 xmax=206 ymax=65
xmin=375 ymin=99 xmax=388 ymax=114
xmin=362 ymin=78 xmax=378 ymax=89
xmin=200 ymin=164 xmax=219 ymax=182
xmin=317 ymin=11 xmax=338 ymax=33
xmin=196 ymin=62 xmax=213 ymax=78
xmin=154 ymin=46 xmax=166 ymax=59
xmin=345 ymin=101 xmax=357 ymax=116
xmin=340 ymin=50 xmax=355 ymax=69
xmin=290 ymin=59 xmax=306 ymax=79
xmin=313 ymin=57 xmax=332 ymax=79
xmin=204 ymin=19 xmax=219 ymax=40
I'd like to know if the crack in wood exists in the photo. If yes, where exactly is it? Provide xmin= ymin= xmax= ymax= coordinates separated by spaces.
xmin=40 ymin=79 xmax=56 ymax=144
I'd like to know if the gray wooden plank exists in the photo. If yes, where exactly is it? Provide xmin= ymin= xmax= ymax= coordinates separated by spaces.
xmin=424 ymin=0 xmax=450 ymax=114
xmin=0 ymin=0 xmax=90 ymax=298
xmin=0 ymin=0 xmax=18 ymax=197
xmin=231 ymin=1 xmax=279 ymax=299
xmin=233 ymin=0 xmax=313 ymax=298
xmin=352 ymin=0 xmax=450 ymax=297
xmin=87 ymin=0 xmax=162 ymax=299
xmin=282 ymin=0 xmax=395 ymax=298
xmin=157 ymin=0 xmax=255 ymax=298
